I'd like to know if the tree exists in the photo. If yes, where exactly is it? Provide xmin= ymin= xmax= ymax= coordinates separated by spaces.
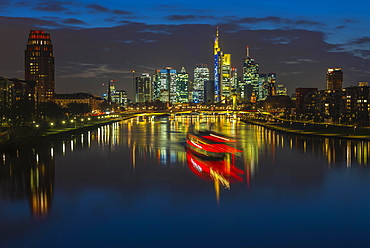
xmin=67 ymin=102 xmax=91 ymax=116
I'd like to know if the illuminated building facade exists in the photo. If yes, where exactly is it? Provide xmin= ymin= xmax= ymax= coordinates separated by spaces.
xmin=243 ymin=46 xmax=259 ymax=100
xmin=221 ymin=53 xmax=232 ymax=98
xmin=267 ymin=73 xmax=277 ymax=97
xmin=112 ymin=90 xmax=128 ymax=106
xmin=159 ymin=67 xmax=177 ymax=103
xmin=193 ymin=64 xmax=209 ymax=103
xmin=176 ymin=67 xmax=189 ymax=103
xmin=25 ymin=30 xmax=55 ymax=102
xmin=326 ymin=68 xmax=343 ymax=90
xmin=231 ymin=66 xmax=238 ymax=92
xmin=135 ymin=73 xmax=152 ymax=103
xmin=295 ymin=87 xmax=318 ymax=115
xmin=0 ymin=77 xmax=35 ymax=113
xmin=55 ymin=92 xmax=103 ymax=113
xmin=214 ymin=28 xmax=222 ymax=102
xmin=152 ymin=69 xmax=161 ymax=100
xmin=276 ymin=84 xmax=288 ymax=96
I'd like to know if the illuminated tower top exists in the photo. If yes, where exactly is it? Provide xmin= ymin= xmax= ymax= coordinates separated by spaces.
xmin=326 ymin=68 xmax=343 ymax=90
xmin=214 ymin=26 xmax=221 ymax=55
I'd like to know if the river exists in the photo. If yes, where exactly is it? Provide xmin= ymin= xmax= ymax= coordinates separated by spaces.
xmin=1 ymin=114 xmax=370 ymax=248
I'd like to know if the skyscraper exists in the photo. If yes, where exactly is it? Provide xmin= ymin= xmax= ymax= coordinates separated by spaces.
xmin=243 ymin=46 xmax=259 ymax=100
xmin=159 ymin=67 xmax=177 ymax=103
xmin=221 ymin=53 xmax=232 ymax=98
xmin=135 ymin=73 xmax=152 ymax=102
xmin=176 ymin=67 xmax=189 ymax=103
xmin=193 ymin=64 xmax=209 ymax=103
xmin=326 ymin=68 xmax=343 ymax=90
xmin=25 ymin=30 xmax=55 ymax=102
xmin=214 ymin=27 xmax=222 ymax=102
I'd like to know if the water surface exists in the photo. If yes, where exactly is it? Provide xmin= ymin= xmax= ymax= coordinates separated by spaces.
xmin=1 ymin=115 xmax=370 ymax=248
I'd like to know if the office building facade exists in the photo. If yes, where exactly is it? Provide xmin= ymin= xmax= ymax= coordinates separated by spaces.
xmin=326 ymin=68 xmax=343 ymax=90
xmin=193 ymin=64 xmax=209 ymax=103
xmin=25 ymin=30 xmax=55 ymax=102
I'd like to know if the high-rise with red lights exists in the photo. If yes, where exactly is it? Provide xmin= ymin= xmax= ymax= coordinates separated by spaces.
xmin=326 ymin=68 xmax=343 ymax=90
xmin=25 ymin=30 xmax=55 ymax=101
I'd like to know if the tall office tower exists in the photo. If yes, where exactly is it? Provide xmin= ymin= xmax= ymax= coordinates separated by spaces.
xmin=152 ymin=69 xmax=161 ymax=100
xmin=326 ymin=68 xmax=343 ymax=90
xmin=231 ymin=66 xmax=238 ymax=92
xmin=267 ymin=73 xmax=276 ymax=96
xmin=159 ymin=67 xmax=177 ymax=103
xmin=135 ymin=73 xmax=152 ymax=102
xmin=258 ymin=72 xmax=277 ymax=100
xmin=214 ymin=27 xmax=222 ymax=102
xmin=204 ymin=80 xmax=215 ymax=103
xmin=221 ymin=53 xmax=232 ymax=99
xmin=243 ymin=46 xmax=259 ymax=100
xmin=193 ymin=64 xmax=210 ymax=103
xmin=176 ymin=67 xmax=189 ymax=103
xmin=258 ymin=73 xmax=268 ymax=100
xmin=25 ymin=30 xmax=55 ymax=102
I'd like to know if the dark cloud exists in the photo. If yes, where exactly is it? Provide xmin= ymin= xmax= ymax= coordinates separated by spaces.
xmin=61 ymin=18 xmax=87 ymax=25
xmin=342 ymin=19 xmax=356 ymax=23
xmin=350 ymin=37 xmax=370 ymax=45
xmin=232 ymin=16 xmax=322 ymax=27
xmin=0 ymin=0 xmax=10 ymax=9
xmin=1 ymin=17 xmax=370 ymax=99
xmin=86 ymin=4 xmax=110 ymax=13
xmin=336 ymin=25 xmax=347 ymax=29
xmin=33 ymin=1 xmax=69 ymax=12
xmin=112 ymin=9 xmax=133 ymax=15
xmin=165 ymin=15 xmax=215 ymax=21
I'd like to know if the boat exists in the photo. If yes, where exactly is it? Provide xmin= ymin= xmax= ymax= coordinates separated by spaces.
xmin=186 ymin=149 xmax=244 ymax=185
xmin=185 ymin=129 xmax=242 ymax=160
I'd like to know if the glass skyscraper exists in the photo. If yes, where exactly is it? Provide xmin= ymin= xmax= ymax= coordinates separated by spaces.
xmin=193 ymin=64 xmax=209 ymax=103
xmin=176 ymin=67 xmax=189 ymax=103
xmin=242 ymin=46 xmax=259 ymax=101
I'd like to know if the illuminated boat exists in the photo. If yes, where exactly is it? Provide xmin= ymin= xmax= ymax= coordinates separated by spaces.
xmin=186 ymin=149 xmax=244 ymax=185
xmin=185 ymin=130 xmax=242 ymax=159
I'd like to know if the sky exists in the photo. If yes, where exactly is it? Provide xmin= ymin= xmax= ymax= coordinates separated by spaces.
xmin=1 ymin=0 xmax=370 ymax=98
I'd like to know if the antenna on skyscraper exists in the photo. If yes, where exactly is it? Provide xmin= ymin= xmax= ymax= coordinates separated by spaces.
xmin=246 ymin=46 xmax=250 ymax=57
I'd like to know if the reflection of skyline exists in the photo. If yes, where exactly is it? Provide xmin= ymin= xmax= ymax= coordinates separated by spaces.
xmin=0 ymin=149 xmax=55 ymax=219
xmin=245 ymin=124 xmax=370 ymax=167
xmin=186 ymin=149 xmax=244 ymax=203
xmin=2 ymin=115 xmax=370 ymax=220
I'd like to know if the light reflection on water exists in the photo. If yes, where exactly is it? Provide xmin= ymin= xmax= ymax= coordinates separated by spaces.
xmin=1 ymin=115 xmax=370 ymax=247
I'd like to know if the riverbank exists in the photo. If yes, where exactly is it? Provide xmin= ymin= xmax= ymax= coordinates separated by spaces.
xmin=0 ymin=115 xmax=134 ymax=152
xmin=241 ymin=118 xmax=370 ymax=141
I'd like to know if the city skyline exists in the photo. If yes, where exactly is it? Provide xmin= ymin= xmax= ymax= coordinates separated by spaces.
xmin=1 ymin=0 xmax=370 ymax=98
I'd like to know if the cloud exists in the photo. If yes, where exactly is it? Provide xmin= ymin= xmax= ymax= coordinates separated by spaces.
xmin=350 ymin=37 xmax=370 ymax=45
xmin=33 ymin=1 xmax=69 ymax=12
xmin=86 ymin=4 xmax=110 ymax=13
xmin=112 ymin=9 xmax=133 ymax=15
xmin=165 ymin=15 xmax=215 ymax=21
xmin=59 ymin=63 xmax=124 ymax=78
xmin=231 ymin=16 xmax=322 ymax=27
xmin=61 ymin=18 xmax=87 ymax=25
xmin=1 ymin=17 xmax=370 ymax=97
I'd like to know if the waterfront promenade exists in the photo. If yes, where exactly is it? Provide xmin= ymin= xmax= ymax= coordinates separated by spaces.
xmin=241 ymin=117 xmax=370 ymax=140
